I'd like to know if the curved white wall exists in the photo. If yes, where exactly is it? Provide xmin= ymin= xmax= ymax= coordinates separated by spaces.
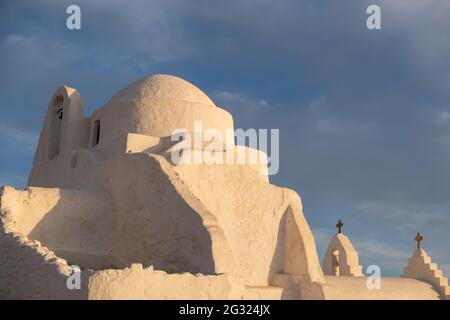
xmin=90 ymin=99 xmax=234 ymax=147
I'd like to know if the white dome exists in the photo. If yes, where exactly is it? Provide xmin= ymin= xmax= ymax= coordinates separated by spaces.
xmin=108 ymin=74 xmax=215 ymax=107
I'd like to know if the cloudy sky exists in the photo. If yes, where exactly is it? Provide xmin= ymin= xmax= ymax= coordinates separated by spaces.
xmin=1 ymin=0 xmax=449 ymax=276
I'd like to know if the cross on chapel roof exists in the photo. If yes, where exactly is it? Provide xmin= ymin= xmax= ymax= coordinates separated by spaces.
xmin=336 ymin=219 xmax=343 ymax=234
xmin=415 ymin=232 xmax=424 ymax=250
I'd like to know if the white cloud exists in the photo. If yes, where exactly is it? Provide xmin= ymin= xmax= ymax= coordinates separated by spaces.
xmin=354 ymin=238 xmax=410 ymax=275
xmin=213 ymin=91 xmax=271 ymax=111
xmin=0 ymin=34 xmax=75 ymax=70
xmin=354 ymin=201 xmax=450 ymax=231
xmin=355 ymin=238 xmax=410 ymax=261
xmin=436 ymin=110 xmax=450 ymax=125
xmin=0 ymin=123 xmax=38 ymax=153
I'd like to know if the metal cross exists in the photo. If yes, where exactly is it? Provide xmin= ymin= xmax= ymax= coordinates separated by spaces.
xmin=336 ymin=219 xmax=343 ymax=234
xmin=414 ymin=232 xmax=423 ymax=249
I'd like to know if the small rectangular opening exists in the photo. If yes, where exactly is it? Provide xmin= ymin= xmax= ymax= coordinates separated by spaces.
xmin=92 ymin=120 xmax=101 ymax=146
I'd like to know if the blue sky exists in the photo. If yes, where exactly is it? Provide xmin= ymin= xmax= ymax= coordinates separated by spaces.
xmin=1 ymin=0 xmax=450 ymax=276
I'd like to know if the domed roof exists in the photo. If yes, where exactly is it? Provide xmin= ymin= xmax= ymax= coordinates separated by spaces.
xmin=108 ymin=74 xmax=215 ymax=106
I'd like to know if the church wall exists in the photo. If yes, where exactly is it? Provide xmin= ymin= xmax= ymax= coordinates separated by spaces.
xmin=162 ymin=144 xmax=269 ymax=181
xmin=0 ymin=183 xmax=300 ymax=299
xmin=174 ymin=161 xmax=324 ymax=287
xmin=87 ymin=264 xmax=245 ymax=299
xmin=0 ymin=230 xmax=90 ymax=299
xmin=0 ymin=186 xmax=113 ymax=269
xmin=29 ymin=86 xmax=91 ymax=188
xmin=0 ymin=188 xmax=91 ymax=299
xmin=32 ymin=86 xmax=90 ymax=167
xmin=402 ymin=249 xmax=450 ymax=299
xmin=59 ymin=90 xmax=90 ymax=154
xmin=87 ymin=264 xmax=300 ymax=300
xmin=323 ymin=234 xmax=363 ymax=276
xmin=323 ymin=276 xmax=440 ymax=300
xmin=27 ymin=145 xmax=323 ymax=287
xmin=89 ymin=99 xmax=233 ymax=149
xmin=94 ymin=153 xmax=234 ymax=274
xmin=28 ymin=147 xmax=107 ymax=190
